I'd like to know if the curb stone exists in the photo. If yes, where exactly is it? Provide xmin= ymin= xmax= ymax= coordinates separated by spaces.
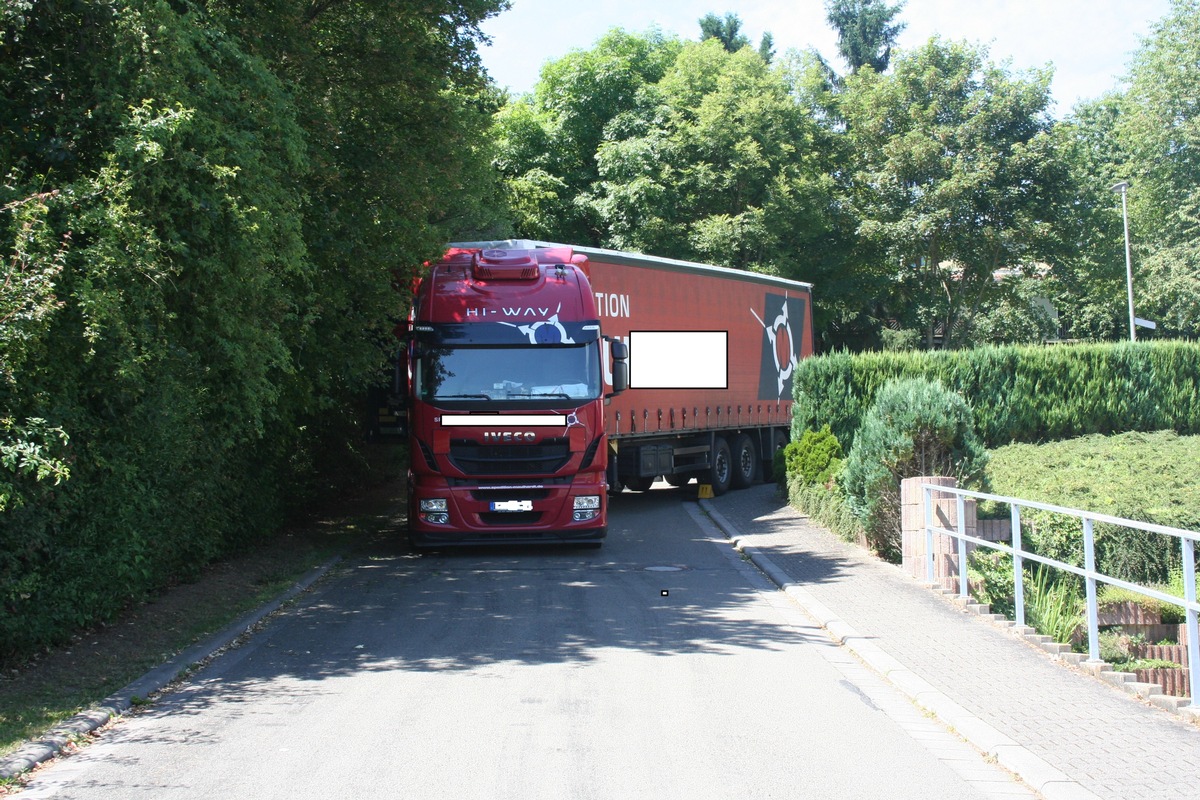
xmin=0 ymin=556 xmax=341 ymax=782
xmin=699 ymin=498 xmax=1104 ymax=800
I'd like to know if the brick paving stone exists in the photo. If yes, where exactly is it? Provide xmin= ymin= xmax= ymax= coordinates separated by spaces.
xmin=707 ymin=485 xmax=1200 ymax=800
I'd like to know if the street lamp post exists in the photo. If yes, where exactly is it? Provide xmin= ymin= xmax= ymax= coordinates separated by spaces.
xmin=1110 ymin=181 xmax=1135 ymax=342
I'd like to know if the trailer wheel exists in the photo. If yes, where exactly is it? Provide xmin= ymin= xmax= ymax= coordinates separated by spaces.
xmin=708 ymin=437 xmax=733 ymax=496
xmin=731 ymin=433 xmax=758 ymax=489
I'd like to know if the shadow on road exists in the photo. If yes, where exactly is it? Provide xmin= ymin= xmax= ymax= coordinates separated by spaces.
xmin=137 ymin=484 xmax=845 ymax=716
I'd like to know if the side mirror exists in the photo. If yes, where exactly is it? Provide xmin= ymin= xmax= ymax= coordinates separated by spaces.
xmin=393 ymin=346 xmax=411 ymax=402
xmin=609 ymin=339 xmax=629 ymax=396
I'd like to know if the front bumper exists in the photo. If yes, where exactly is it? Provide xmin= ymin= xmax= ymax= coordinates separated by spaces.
xmin=408 ymin=475 xmax=608 ymax=546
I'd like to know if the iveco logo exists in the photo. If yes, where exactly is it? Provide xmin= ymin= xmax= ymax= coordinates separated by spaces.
xmin=482 ymin=431 xmax=537 ymax=442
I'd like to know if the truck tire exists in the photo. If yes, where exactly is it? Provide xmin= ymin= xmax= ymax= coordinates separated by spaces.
xmin=624 ymin=474 xmax=655 ymax=492
xmin=665 ymin=473 xmax=692 ymax=487
xmin=708 ymin=436 xmax=733 ymax=496
xmin=731 ymin=432 xmax=758 ymax=489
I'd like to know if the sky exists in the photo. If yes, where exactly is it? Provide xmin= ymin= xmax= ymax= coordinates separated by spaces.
xmin=478 ymin=0 xmax=1175 ymax=114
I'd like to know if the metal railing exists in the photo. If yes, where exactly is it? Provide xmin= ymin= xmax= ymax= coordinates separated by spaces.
xmin=922 ymin=483 xmax=1200 ymax=706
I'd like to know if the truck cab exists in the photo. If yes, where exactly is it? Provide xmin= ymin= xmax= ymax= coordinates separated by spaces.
xmin=404 ymin=247 xmax=627 ymax=547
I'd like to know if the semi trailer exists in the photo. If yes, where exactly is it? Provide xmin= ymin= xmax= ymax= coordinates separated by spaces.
xmin=397 ymin=240 xmax=814 ymax=547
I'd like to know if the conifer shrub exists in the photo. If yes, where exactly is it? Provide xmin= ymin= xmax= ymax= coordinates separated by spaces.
xmin=788 ymin=424 xmax=843 ymax=486
xmin=841 ymin=377 xmax=989 ymax=561
xmin=987 ymin=431 xmax=1198 ymax=586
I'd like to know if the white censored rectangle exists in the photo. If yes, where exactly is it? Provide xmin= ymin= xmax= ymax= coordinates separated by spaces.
xmin=441 ymin=415 xmax=568 ymax=426
xmin=629 ymin=331 xmax=728 ymax=389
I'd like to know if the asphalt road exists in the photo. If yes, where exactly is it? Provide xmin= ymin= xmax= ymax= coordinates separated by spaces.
xmin=20 ymin=486 xmax=1029 ymax=799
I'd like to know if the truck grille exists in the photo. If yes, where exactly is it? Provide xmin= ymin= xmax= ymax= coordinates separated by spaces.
xmin=448 ymin=438 xmax=571 ymax=476
xmin=470 ymin=489 xmax=550 ymax=502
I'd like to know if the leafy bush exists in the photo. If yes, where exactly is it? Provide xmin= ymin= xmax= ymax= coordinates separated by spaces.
xmin=1095 ymin=631 xmax=1182 ymax=669
xmin=792 ymin=342 xmax=1200 ymax=451
xmin=879 ymin=328 xmax=920 ymax=351
xmin=1095 ymin=567 xmax=1193 ymax=625
xmin=1128 ymin=658 xmax=1184 ymax=670
xmin=1099 ymin=629 xmax=1138 ymax=664
xmin=841 ymin=377 xmax=989 ymax=561
xmin=968 ymin=550 xmax=1016 ymax=618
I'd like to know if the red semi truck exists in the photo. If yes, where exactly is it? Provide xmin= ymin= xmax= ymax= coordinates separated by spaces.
xmin=397 ymin=240 xmax=813 ymax=547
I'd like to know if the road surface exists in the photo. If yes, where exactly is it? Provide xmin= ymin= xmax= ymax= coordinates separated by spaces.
xmin=20 ymin=485 xmax=1031 ymax=799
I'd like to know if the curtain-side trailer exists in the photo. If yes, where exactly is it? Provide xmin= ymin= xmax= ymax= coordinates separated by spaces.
xmin=569 ymin=243 xmax=813 ymax=495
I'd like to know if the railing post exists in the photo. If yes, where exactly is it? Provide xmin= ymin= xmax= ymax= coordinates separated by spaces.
xmin=924 ymin=485 xmax=934 ymax=585
xmin=1183 ymin=536 xmax=1199 ymax=708
xmin=1083 ymin=518 xmax=1101 ymax=663
xmin=1012 ymin=504 xmax=1025 ymax=628
xmin=957 ymin=493 xmax=968 ymax=598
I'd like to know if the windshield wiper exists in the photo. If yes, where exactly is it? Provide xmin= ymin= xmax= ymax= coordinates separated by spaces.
xmin=530 ymin=392 xmax=572 ymax=399
xmin=434 ymin=394 xmax=492 ymax=400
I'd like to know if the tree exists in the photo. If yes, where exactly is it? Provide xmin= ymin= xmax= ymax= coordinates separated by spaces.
xmin=206 ymin=0 xmax=510 ymax=393
xmin=1040 ymin=96 xmax=1130 ymax=340
xmin=1111 ymin=0 xmax=1200 ymax=337
xmin=1138 ymin=234 xmax=1200 ymax=337
xmin=1 ymin=0 xmax=318 ymax=654
xmin=497 ymin=32 xmax=853 ymax=336
xmin=699 ymin=12 xmax=750 ymax=52
xmin=758 ymin=31 xmax=776 ymax=64
xmin=492 ymin=28 xmax=682 ymax=242
xmin=1116 ymin=0 xmax=1200 ymax=247
xmin=825 ymin=0 xmax=906 ymax=74
xmin=838 ymin=38 xmax=1065 ymax=348
xmin=588 ymin=40 xmax=834 ymax=274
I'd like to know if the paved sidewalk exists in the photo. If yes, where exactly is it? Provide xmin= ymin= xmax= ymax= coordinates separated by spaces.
xmin=703 ymin=485 xmax=1200 ymax=800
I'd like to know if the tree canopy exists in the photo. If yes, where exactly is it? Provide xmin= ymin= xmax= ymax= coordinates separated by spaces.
xmin=838 ymin=37 xmax=1062 ymax=348
xmin=491 ymin=0 xmax=1200 ymax=347
xmin=493 ymin=21 xmax=1069 ymax=348
xmin=1114 ymin=0 xmax=1200 ymax=337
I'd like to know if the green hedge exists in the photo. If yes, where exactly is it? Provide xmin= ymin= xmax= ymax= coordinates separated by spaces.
xmin=0 ymin=2 xmax=502 ymax=664
xmin=792 ymin=342 xmax=1200 ymax=450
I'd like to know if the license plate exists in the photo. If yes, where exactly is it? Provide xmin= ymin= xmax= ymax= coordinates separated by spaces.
xmin=490 ymin=500 xmax=533 ymax=512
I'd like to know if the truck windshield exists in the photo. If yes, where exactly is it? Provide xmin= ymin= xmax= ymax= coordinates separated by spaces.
xmin=416 ymin=342 xmax=602 ymax=404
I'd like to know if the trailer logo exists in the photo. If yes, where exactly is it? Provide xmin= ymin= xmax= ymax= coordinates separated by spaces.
xmin=753 ymin=293 xmax=806 ymax=400
xmin=499 ymin=303 xmax=575 ymax=345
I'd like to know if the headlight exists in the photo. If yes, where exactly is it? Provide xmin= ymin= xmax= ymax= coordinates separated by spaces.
xmin=573 ymin=495 xmax=601 ymax=510
xmin=420 ymin=498 xmax=448 ymax=512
